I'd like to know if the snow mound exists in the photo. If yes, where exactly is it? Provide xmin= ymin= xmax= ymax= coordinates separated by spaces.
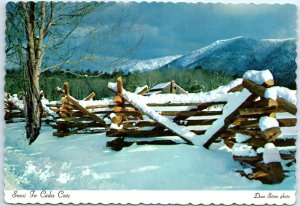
xmin=264 ymin=86 xmax=296 ymax=105
xmin=7 ymin=94 xmax=24 ymax=110
xmin=232 ymin=143 xmax=257 ymax=157
xmin=243 ymin=69 xmax=273 ymax=85
xmin=235 ymin=133 xmax=251 ymax=143
xmin=259 ymin=116 xmax=279 ymax=132
xmin=263 ymin=143 xmax=281 ymax=164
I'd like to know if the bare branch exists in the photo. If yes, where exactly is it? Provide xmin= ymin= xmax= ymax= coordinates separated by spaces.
xmin=41 ymin=56 xmax=94 ymax=72
xmin=44 ymin=2 xmax=54 ymax=38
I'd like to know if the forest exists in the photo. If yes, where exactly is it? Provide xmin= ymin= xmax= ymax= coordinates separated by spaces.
xmin=5 ymin=68 xmax=234 ymax=101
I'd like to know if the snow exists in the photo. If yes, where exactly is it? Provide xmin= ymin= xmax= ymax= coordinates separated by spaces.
xmin=264 ymin=86 xmax=296 ymax=105
xmin=78 ymin=99 xmax=114 ymax=108
xmin=232 ymin=143 xmax=257 ymax=157
xmin=235 ymin=133 xmax=251 ymax=143
xmin=103 ymin=118 xmax=111 ymax=125
xmin=259 ymin=116 xmax=279 ymax=132
xmin=4 ymin=122 xmax=295 ymax=190
xmin=199 ymin=89 xmax=252 ymax=146
xmin=171 ymin=37 xmax=242 ymax=68
xmin=7 ymin=94 xmax=24 ymax=110
xmin=243 ymin=69 xmax=273 ymax=85
xmin=122 ymin=90 xmax=199 ymax=142
xmin=151 ymin=82 xmax=171 ymax=90
xmin=108 ymin=78 xmax=242 ymax=105
xmin=109 ymin=113 xmax=116 ymax=119
xmin=263 ymin=143 xmax=281 ymax=164
xmin=41 ymin=97 xmax=59 ymax=118
xmin=119 ymin=55 xmax=182 ymax=74
xmin=243 ymin=168 xmax=253 ymax=175
xmin=257 ymin=147 xmax=264 ymax=154
xmin=110 ymin=123 xmax=123 ymax=130
xmin=134 ymin=85 xmax=148 ymax=94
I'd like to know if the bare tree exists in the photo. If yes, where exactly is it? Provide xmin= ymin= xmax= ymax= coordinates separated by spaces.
xmin=6 ymin=2 xmax=141 ymax=144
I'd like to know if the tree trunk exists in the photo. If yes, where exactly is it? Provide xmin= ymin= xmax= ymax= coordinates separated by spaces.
xmin=21 ymin=2 xmax=44 ymax=144
xmin=25 ymin=49 xmax=43 ymax=145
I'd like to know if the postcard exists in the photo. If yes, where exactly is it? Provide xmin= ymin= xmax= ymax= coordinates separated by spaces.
xmin=2 ymin=0 xmax=298 ymax=204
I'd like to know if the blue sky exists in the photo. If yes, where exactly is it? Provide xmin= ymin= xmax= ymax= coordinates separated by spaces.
xmin=80 ymin=2 xmax=297 ymax=60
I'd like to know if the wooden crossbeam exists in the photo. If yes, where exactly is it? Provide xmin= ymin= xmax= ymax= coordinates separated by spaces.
xmin=111 ymin=77 xmax=195 ymax=145
xmin=83 ymin=92 xmax=96 ymax=101
xmin=233 ymin=118 xmax=296 ymax=128
xmin=161 ymin=110 xmax=222 ymax=116
xmin=62 ymin=82 xmax=106 ymax=126
xmin=107 ymin=129 xmax=206 ymax=137
xmin=203 ymin=92 xmax=258 ymax=149
xmin=242 ymin=79 xmax=296 ymax=115
xmin=239 ymin=107 xmax=285 ymax=116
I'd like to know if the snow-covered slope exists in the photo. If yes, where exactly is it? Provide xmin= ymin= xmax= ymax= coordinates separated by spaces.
xmin=119 ymin=55 xmax=182 ymax=74
xmin=4 ymin=122 xmax=295 ymax=190
xmin=166 ymin=37 xmax=296 ymax=87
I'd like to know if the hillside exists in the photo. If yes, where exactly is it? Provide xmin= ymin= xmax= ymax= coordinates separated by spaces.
xmin=165 ymin=37 xmax=296 ymax=87
xmin=119 ymin=55 xmax=182 ymax=74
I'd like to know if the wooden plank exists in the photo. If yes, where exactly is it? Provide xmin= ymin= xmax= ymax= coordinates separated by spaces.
xmin=227 ymin=84 xmax=243 ymax=93
xmin=114 ymin=89 xmax=196 ymax=145
xmin=277 ymin=97 xmax=297 ymax=115
xmin=106 ymin=130 xmax=177 ymax=137
xmin=239 ymin=107 xmax=285 ymax=116
xmin=65 ymin=95 xmax=106 ymax=126
xmin=161 ymin=110 xmax=222 ymax=116
xmin=111 ymin=115 xmax=123 ymax=125
xmin=137 ymin=87 xmax=149 ymax=95
xmin=175 ymin=119 xmax=217 ymax=126
xmin=123 ymin=120 xmax=159 ymax=128
xmin=112 ymin=106 xmax=141 ymax=114
xmin=114 ymin=95 xmax=123 ymax=104
xmin=233 ymin=118 xmax=296 ymax=127
xmin=106 ymin=138 xmax=179 ymax=151
xmin=262 ymin=127 xmax=281 ymax=141
xmin=277 ymin=118 xmax=296 ymax=127
xmin=274 ymin=138 xmax=296 ymax=147
xmin=243 ymin=79 xmax=296 ymax=114
xmin=203 ymin=92 xmax=258 ymax=149
xmin=227 ymin=128 xmax=262 ymax=137
xmin=242 ymin=79 xmax=267 ymax=97
xmin=55 ymin=121 xmax=102 ymax=129
xmin=252 ymin=98 xmax=278 ymax=108
xmin=148 ymin=102 xmax=226 ymax=107
xmin=233 ymin=155 xmax=262 ymax=162
xmin=106 ymin=130 xmax=205 ymax=138
xmin=83 ymin=92 xmax=96 ymax=101
xmin=117 ymin=76 xmax=123 ymax=94
xmin=86 ymin=104 xmax=116 ymax=109
xmin=64 ymin=82 xmax=70 ymax=96
xmin=54 ymin=128 xmax=107 ymax=137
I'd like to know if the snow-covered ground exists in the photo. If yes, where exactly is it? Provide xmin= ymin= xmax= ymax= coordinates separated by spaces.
xmin=4 ymin=122 xmax=295 ymax=190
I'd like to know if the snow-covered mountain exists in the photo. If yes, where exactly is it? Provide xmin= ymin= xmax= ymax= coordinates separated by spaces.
xmin=119 ymin=55 xmax=182 ymax=74
xmin=165 ymin=36 xmax=296 ymax=87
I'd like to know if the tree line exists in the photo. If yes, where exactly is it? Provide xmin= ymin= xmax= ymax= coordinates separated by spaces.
xmin=5 ymin=68 xmax=234 ymax=101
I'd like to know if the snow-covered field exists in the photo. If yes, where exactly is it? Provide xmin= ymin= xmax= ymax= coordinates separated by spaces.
xmin=4 ymin=122 xmax=295 ymax=190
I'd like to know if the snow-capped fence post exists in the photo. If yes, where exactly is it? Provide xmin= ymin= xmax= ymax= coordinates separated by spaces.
xmin=242 ymin=79 xmax=297 ymax=115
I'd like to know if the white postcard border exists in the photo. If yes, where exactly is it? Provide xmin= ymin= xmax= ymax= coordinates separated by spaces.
xmin=1 ymin=0 xmax=300 ymax=205
xmin=4 ymin=190 xmax=296 ymax=205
